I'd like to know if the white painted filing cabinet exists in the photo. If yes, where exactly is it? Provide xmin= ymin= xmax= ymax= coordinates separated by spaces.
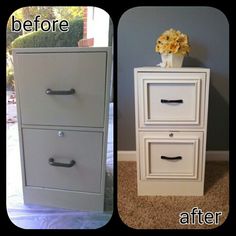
xmin=13 ymin=47 xmax=112 ymax=211
xmin=134 ymin=67 xmax=210 ymax=196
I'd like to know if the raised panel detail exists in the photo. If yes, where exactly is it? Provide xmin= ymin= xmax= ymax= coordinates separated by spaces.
xmin=139 ymin=132 xmax=203 ymax=180
xmin=137 ymin=72 xmax=206 ymax=129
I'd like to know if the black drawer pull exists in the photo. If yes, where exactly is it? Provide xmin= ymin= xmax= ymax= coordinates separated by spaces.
xmin=161 ymin=155 xmax=182 ymax=160
xmin=45 ymin=88 xmax=76 ymax=95
xmin=48 ymin=158 xmax=76 ymax=167
xmin=161 ymin=99 xmax=183 ymax=103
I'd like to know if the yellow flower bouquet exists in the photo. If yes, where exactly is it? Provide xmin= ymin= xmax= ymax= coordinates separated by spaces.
xmin=155 ymin=28 xmax=190 ymax=55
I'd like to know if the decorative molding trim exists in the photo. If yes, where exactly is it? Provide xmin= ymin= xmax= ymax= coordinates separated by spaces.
xmin=118 ymin=150 xmax=229 ymax=162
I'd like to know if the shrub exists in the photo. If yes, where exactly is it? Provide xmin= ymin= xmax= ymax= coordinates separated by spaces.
xmin=11 ymin=18 xmax=83 ymax=49
xmin=7 ymin=30 xmax=22 ymax=49
xmin=6 ymin=66 xmax=15 ymax=90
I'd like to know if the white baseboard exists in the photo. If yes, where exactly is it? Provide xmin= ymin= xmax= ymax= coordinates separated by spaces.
xmin=118 ymin=150 xmax=229 ymax=162
xmin=117 ymin=151 xmax=137 ymax=161
xmin=206 ymin=151 xmax=229 ymax=161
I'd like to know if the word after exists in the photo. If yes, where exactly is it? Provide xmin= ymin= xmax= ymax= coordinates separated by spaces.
xmin=179 ymin=207 xmax=222 ymax=225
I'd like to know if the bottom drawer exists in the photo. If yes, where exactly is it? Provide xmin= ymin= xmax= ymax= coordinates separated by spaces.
xmin=22 ymin=128 xmax=103 ymax=193
xmin=139 ymin=131 xmax=203 ymax=180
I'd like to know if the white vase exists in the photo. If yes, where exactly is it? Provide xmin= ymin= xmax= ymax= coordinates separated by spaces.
xmin=160 ymin=53 xmax=184 ymax=68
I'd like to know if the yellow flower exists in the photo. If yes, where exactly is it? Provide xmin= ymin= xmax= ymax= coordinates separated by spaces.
xmin=169 ymin=42 xmax=180 ymax=53
xmin=155 ymin=29 xmax=190 ymax=55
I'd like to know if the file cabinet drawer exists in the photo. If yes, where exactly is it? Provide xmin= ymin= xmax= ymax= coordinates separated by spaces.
xmin=136 ymin=72 xmax=206 ymax=127
xmin=139 ymin=132 xmax=203 ymax=180
xmin=23 ymin=128 xmax=103 ymax=193
xmin=14 ymin=51 xmax=107 ymax=127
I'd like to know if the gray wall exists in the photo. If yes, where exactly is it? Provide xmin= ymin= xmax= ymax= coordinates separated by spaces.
xmin=118 ymin=7 xmax=229 ymax=151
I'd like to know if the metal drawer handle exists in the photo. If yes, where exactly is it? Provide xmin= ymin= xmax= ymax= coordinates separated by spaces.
xmin=48 ymin=158 xmax=76 ymax=167
xmin=161 ymin=155 xmax=182 ymax=160
xmin=161 ymin=99 xmax=183 ymax=103
xmin=45 ymin=88 xmax=76 ymax=95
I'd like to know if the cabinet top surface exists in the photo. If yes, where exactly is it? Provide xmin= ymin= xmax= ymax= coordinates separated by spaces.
xmin=13 ymin=47 xmax=111 ymax=54
xmin=134 ymin=67 xmax=210 ymax=72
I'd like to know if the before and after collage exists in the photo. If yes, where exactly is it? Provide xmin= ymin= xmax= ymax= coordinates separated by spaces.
xmin=6 ymin=5 xmax=230 ymax=231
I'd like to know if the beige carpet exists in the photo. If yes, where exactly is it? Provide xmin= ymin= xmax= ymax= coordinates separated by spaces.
xmin=118 ymin=161 xmax=229 ymax=229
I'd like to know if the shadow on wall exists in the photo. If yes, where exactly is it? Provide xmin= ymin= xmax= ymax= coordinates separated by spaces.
xmin=207 ymin=79 xmax=229 ymax=150
xmin=184 ymin=54 xmax=229 ymax=150
xmin=184 ymin=57 xmax=205 ymax=67
xmin=183 ymin=41 xmax=208 ymax=67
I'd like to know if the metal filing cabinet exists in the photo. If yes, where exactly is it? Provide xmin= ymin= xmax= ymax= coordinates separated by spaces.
xmin=13 ymin=47 xmax=112 ymax=211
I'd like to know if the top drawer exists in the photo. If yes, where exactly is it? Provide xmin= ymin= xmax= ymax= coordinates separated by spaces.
xmin=13 ymin=49 xmax=109 ymax=127
xmin=136 ymin=72 xmax=207 ymax=128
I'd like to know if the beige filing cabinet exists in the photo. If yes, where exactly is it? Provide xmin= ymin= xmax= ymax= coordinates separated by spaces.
xmin=134 ymin=67 xmax=210 ymax=196
xmin=13 ymin=47 xmax=112 ymax=211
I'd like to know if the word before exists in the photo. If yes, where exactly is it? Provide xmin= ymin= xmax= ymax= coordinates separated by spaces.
xmin=179 ymin=207 xmax=222 ymax=225
xmin=11 ymin=15 xmax=69 ymax=32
